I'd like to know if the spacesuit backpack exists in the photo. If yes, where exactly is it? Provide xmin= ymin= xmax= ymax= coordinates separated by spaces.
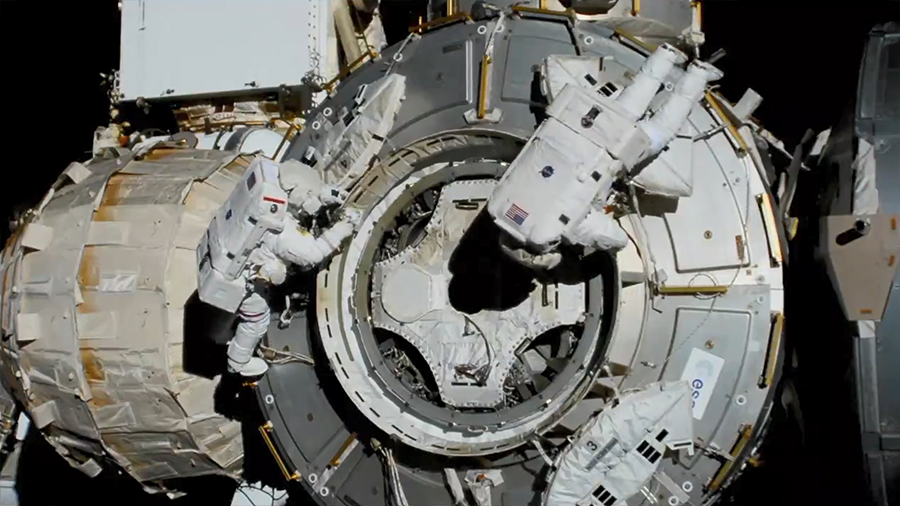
xmin=197 ymin=158 xmax=288 ymax=312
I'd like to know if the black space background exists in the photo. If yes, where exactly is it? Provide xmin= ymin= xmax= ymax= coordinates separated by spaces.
xmin=0 ymin=1 xmax=899 ymax=505
xmin=1 ymin=0 xmax=898 ymax=243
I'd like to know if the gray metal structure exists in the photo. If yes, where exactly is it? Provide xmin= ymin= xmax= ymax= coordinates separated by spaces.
xmin=256 ymin=6 xmax=785 ymax=505
xmin=0 ymin=2 xmax=800 ymax=505
xmin=806 ymin=20 xmax=900 ymax=506
xmin=851 ymin=22 xmax=900 ymax=506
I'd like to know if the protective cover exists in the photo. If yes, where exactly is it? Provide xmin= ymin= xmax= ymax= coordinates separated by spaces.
xmin=852 ymin=137 xmax=879 ymax=215
xmin=540 ymin=55 xmax=612 ymax=103
xmin=311 ymin=74 xmax=407 ymax=189
xmin=630 ymin=135 xmax=695 ymax=198
xmin=544 ymin=381 xmax=694 ymax=506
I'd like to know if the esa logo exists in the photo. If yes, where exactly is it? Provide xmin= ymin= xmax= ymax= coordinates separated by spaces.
xmin=690 ymin=378 xmax=704 ymax=409
xmin=689 ymin=357 xmax=716 ymax=408
xmin=681 ymin=349 xmax=724 ymax=420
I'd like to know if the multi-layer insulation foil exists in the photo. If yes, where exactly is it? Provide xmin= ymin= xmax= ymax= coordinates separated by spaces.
xmin=0 ymin=149 xmax=251 ymax=488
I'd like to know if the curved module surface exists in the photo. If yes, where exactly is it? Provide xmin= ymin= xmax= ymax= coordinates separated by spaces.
xmin=257 ymin=8 xmax=787 ymax=506
xmin=0 ymin=150 xmax=249 ymax=491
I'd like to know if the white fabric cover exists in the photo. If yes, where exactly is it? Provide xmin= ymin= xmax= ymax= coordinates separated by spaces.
xmin=315 ymin=74 xmax=407 ymax=188
xmin=853 ymin=137 xmax=879 ymax=215
xmin=630 ymin=135 xmax=694 ymax=198
xmin=541 ymin=55 xmax=607 ymax=102
xmin=544 ymin=381 xmax=694 ymax=506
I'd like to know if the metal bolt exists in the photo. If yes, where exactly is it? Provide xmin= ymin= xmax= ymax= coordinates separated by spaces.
xmin=704 ymin=230 xmax=713 ymax=239
xmin=705 ymin=340 xmax=714 ymax=349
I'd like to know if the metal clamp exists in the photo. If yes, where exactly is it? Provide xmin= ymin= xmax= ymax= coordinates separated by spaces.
xmin=409 ymin=12 xmax=471 ymax=34
xmin=758 ymin=312 xmax=784 ymax=388
xmin=707 ymin=424 xmax=754 ymax=492
xmin=656 ymin=285 xmax=728 ymax=296
xmin=259 ymin=421 xmax=302 ymax=482
xmin=323 ymin=49 xmax=379 ymax=93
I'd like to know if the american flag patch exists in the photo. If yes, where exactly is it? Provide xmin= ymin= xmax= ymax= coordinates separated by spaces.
xmin=505 ymin=203 xmax=529 ymax=225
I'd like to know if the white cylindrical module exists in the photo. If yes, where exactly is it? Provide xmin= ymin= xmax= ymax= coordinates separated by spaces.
xmin=0 ymin=150 xmax=252 ymax=490
xmin=195 ymin=127 xmax=290 ymax=160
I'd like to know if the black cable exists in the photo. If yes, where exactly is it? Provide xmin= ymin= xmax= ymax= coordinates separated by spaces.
xmin=236 ymin=486 xmax=259 ymax=506
xmin=246 ymin=484 xmax=279 ymax=506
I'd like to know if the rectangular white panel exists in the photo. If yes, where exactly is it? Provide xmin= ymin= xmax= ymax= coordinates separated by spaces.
xmin=680 ymin=348 xmax=725 ymax=420
xmin=119 ymin=0 xmax=330 ymax=100
xmin=662 ymin=129 xmax=751 ymax=273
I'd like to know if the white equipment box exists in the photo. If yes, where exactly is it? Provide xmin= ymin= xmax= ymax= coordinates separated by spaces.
xmin=119 ymin=0 xmax=330 ymax=100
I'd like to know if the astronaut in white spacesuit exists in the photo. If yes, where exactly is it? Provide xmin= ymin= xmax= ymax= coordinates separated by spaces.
xmin=198 ymin=158 xmax=360 ymax=376
xmin=487 ymin=44 xmax=722 ymax=269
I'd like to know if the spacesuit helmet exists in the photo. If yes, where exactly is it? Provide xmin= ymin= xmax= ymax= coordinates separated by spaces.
xmin=278 ymin=159 xmax=345 ymax=218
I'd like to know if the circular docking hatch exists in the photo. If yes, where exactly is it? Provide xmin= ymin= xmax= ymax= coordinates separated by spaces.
xmin=256 ymin=10 xmax=786 ymax=506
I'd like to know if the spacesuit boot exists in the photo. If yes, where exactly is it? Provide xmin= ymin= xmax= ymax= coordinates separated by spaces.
xmin=227 ymin=289 xmax=270 ymax=377
xmin=639 ymin=59 xmax=724 ymax=155
xmin=616 ymin=43 xmax=688 ymax=120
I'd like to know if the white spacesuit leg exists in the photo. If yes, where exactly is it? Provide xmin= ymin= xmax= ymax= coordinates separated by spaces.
xmin=563 ymin=208 xmax=629 ymax=252
xmin=616 ymin=43 xmax=688 ymax=120
xmin=228 ymin=288 xmax=270 ymax=376
xmin=638 ymin=60 xmax=723 ymax=157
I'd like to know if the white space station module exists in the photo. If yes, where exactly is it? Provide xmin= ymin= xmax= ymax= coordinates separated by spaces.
xmin=5 ymin=1 xmax=896 ymax=505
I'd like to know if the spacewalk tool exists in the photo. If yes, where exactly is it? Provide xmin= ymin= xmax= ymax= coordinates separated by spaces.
xmin=487 ymin=44 xmax=722 ymax=268
xmin=197 ymin=157 xmax=359 ymax=376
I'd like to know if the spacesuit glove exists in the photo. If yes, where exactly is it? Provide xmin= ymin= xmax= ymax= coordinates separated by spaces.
xmin=565 ymin=209 xmax=629 ymax=252
xmin=341 ymin=208 xmax=363 ymax=230
xmin=321 ymin=219 xmax=356 ymax=250
xmin=319 ymin=186 xmax=348 ymax=206
xmin=258 ymin=258 xmax=287 ymax=286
